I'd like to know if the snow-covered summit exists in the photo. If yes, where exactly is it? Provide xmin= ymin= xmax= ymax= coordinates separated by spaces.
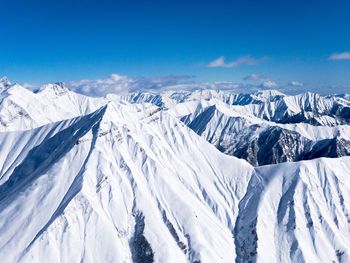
xmin=37 ymin=82 xmax=70 ymax=96
xmin=1 ymin=77 xmax=350 ymax=262
xmin=0 ymin=82 xmax=105 ymax=132
xmin=0 ymin=98 xmax=350 ymax=262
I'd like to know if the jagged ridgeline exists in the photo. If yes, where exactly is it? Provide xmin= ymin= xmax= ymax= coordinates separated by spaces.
xmin=1 ymin=78 xmax=350 ymax=262
xmin=123 ymin=88 xmax=350 ymax=166
xmin=1 ymin=79 xmax=350 ymax=167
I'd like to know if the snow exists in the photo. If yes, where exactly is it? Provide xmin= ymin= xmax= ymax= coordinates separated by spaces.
xmin=0 ymin=102 xmax=253 ymax=262
xmin=0 ymin=83 xmax=106 ymax=132
xmin=0 ymin=79 xmax=350 ymax=262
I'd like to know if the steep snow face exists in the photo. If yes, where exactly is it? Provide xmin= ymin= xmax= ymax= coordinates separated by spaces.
xmin=237 ymin=157 xmax=350 ymax=263
xmin=0 ymin=83 xmax=105 ymax=131
xmin=168 ymin=100 xmax=350 ymax=165
xmin=1 ymin=80 xmax=350 ymax=262
xmin=109 ymin=90 xmax=350 ymax=166
xmin=2 ymin=83 xmax=350 ymax=165
xmin=1 ymin=83 xmax=350 ymax=263
xmin=0 ymin=102 xmax=350 ymax=263
xmin=226 ymin=91 xmax=350 ymax=126
xmin=0 ymin=102 xmax=253 ymax=263
xmin=119 ymin=89 xmax=350 ymax=126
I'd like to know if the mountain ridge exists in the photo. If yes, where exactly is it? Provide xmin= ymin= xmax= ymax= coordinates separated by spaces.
xmin=1 ymin=79 xmax=350 ymax=262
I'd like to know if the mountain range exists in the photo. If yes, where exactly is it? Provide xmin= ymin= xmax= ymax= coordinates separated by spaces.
xmin=0 ymin=78 xmax=350 ymax=262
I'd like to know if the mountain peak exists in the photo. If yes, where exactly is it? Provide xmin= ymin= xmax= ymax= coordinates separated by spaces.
xmin=0 ymin=76 xmax=10 ymax=83
xmin=0 ymin=76 xmax=11 ymax=91
xmin=38 ymin=82 xmax=69 ymax=96
xmin=1 ymin=81 xmax=350 ymax=262
xmin=252 ymin=89 xmax=285 ymax=98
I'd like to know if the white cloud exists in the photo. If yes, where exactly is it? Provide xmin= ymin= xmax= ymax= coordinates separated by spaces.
xmin=207 ymin=56 xmax=231 ymax=68
xmin=289 ymin=81 xmax=304 ymax=87
xmin=207 ymin=55 xmax=264 ymax=68
xmin=69 ymin=74 xmax=134 ymax=96
xmin=66 ymin=73 xmax=266 ymax=96
xmin=68 ymin=74 xmax=198 ymax=96
xmin=21 ymin=83 xmax=37 ymax=90
xmin=329 ymin=52 xmax=350 ymax=61
xmin=243 ymin=73 xmax=266 ymax=81
xmin=261 ymin=80 xmax=277 ymax=89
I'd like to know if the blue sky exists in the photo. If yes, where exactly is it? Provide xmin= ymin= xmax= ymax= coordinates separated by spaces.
xmin=1 ymin=0 xmax=350 ymax=91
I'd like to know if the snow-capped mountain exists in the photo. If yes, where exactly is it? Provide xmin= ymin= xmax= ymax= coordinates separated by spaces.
xmin=109 ymin=88 xmax=350 ymax=166
xmin=1 ymin=79 xmax=350 ymax=262
xmin=0 ymin=82 xmax=105 ymax=131
xmin=0 ymin=77 xmax=11 ymax=91
xmin=122 ymin=89 xmax=350 ymax=126
xmin=167 ymin=100 xmax=350 ymax=166
xmin=118 ymin=89 xmax=285 ymax=109
xmin=0 ymin=101 xmax=254 ymax=262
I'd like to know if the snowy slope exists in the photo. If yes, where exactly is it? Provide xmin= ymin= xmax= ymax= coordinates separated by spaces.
xmin=0 ymin=82 xmax=105 ymax=131
xmin=0 ymin=102 xmax=349 ymax=262
xmin=167 ymin=100 xmax=350 ymax=165
xmin=115 ymin=89 xmax=286 ymax=109
xmin=118 ymin=89 xmax=350 ymax=126
xmin=237 ymin=157 xmax=350 ymax=263
xmin=1 ymin=80 xmax=350 ymax=262
xmin=0 ymin=102 xmax=253 ymax=262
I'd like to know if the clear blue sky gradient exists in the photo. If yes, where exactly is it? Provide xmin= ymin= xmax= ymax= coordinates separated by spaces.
xmin=1 ymin=0 xmax=350 ymax=89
